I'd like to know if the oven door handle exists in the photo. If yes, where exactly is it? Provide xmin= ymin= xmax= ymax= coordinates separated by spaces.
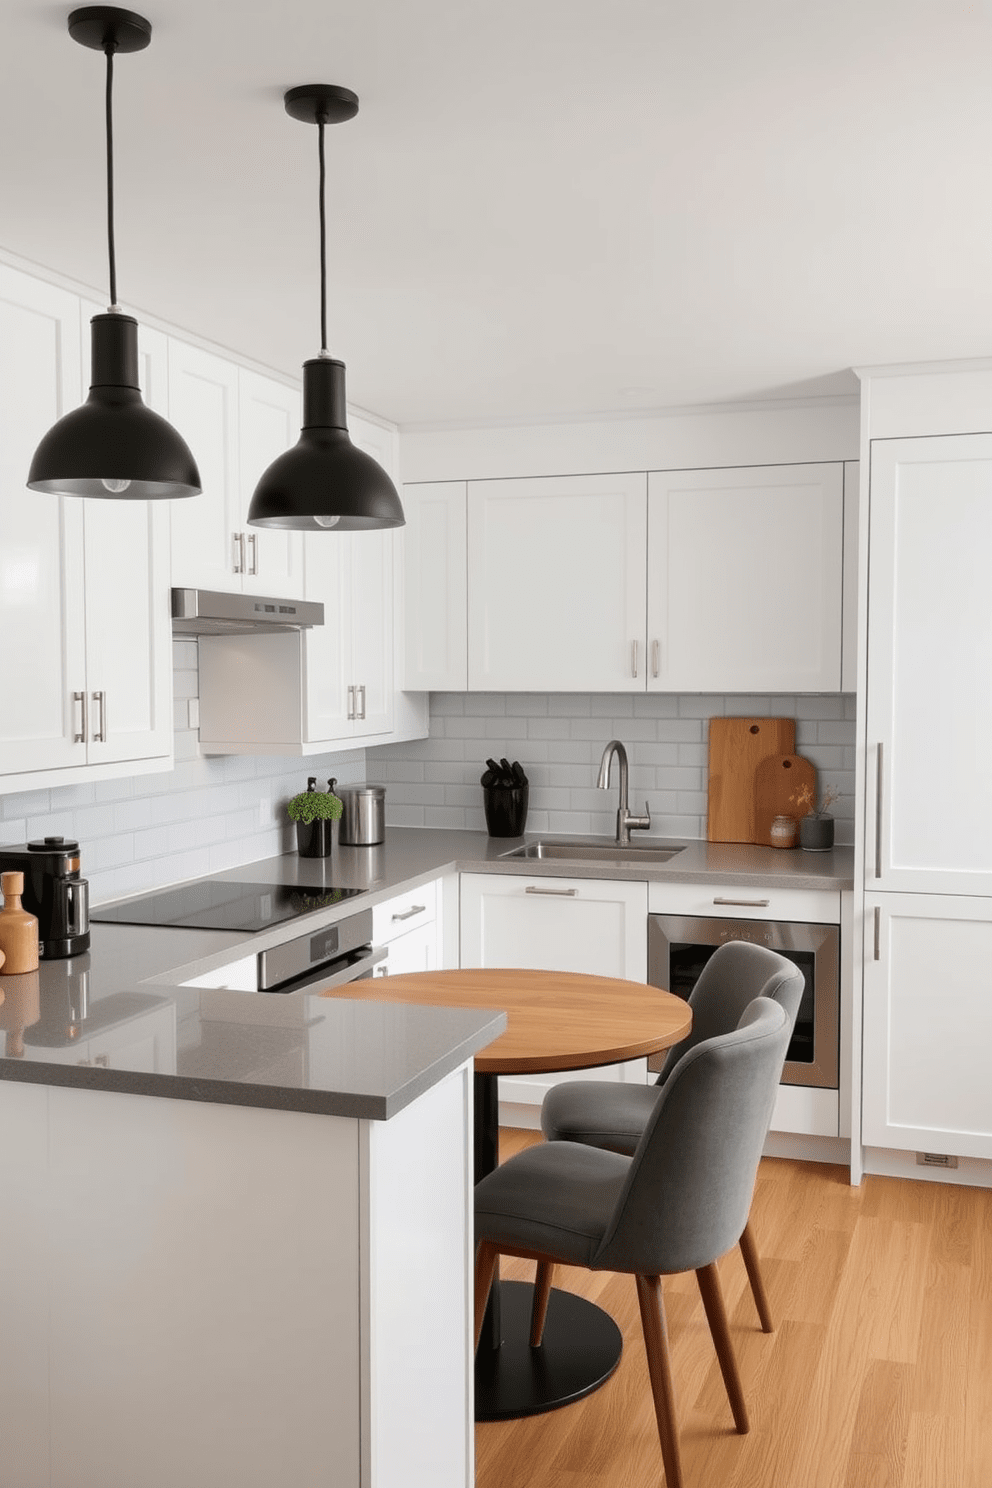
xmin=712 ymin=897 xmax=771 ymax=908
xmin=312 ymin=945 xmax=387 ymax=991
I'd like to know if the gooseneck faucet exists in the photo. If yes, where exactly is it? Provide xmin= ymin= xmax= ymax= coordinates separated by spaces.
xmin=597 ymin=740 xmax=651 ymax=847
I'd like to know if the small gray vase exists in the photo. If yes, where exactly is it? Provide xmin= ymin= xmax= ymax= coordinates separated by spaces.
xmin=799 ymin=814 xmax=834 ymax=852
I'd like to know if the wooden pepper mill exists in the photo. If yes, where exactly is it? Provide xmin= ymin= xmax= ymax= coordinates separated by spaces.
xmin=0 ymin=871 xmax=40 ymax=974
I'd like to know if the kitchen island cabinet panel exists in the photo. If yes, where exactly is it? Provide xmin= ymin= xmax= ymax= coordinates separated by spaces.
xmin=0 ymin=1062 xmax=475 ymax=1488
xmin=459 ymin=871 xmax=649 ymax=1117
xmin=646 ymin=462 xmax=844 ymax=693
xmin=862 ymin=894 xmax=992 ymax=1161
xmin=466 ymin=472 xmax=648 ymax=692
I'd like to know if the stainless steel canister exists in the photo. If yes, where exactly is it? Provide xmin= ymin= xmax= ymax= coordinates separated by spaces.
xmin=338 ymin=785 xmax=386 ymax=846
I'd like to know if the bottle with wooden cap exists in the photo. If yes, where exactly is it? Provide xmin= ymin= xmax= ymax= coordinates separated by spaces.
xmin=0 ymin=871 xmax=40 ymax=974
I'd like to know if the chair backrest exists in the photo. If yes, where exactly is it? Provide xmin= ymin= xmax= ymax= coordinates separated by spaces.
xmin=654 ymin=940 xmax=804 ymax=1086
xmin=592 ymin=997 xmax=791 ymax=1278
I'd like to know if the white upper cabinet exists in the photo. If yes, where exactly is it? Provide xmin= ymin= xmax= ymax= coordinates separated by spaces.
xmin=646 ymin=463 xmax=844 ymax=693
xmin=0 ymin=271 xmax=171 ymax=788
xmin=466 ymin=473 xmax=648 ymax=691
xmin=865 ymin=434 xmax=992 ymax=894
xmin=236 ymin=369 xmax=304 ymax=596
xmin=168 ymin=344 xmax=304 ymax=597
xmin=402 ymin=482 xmax=468 ymax=691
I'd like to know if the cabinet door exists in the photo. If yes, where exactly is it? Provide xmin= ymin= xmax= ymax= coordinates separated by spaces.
xmin=866 ymin=436 xmax=992 ymax=894
xmin=402 ymin=482 xmax=468 ymax=690
xmin=375 ymin=922 xmax=439 ymax=978
xmin=82 ymin=320 xmax=172 ymax=767
xmin=459 ymin=872 xmax=649 ymax=1110
xmin=647 ymin=464 xmax=843 ymax=692
xmin=863 ymin=894 xmax=992 ymax=1160
xmin=466 ymin=473 xmax=647 ymax=691
xmin=349 ymin=531 xmax=393 ymax=736
xmin=237 ymin=370 xmax=304 ymax=597
xmin=0 ymin=267 xmax=86 ymax=778
xmin=303 ymin=532 xmax=352 ymax=740
xmin=168 ymin=341 xmax=241 ymax=591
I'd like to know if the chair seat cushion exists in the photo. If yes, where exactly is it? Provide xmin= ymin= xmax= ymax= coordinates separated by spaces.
xmin=541 ymin=1080 xmax=662 ymax=1155
xmin=475 ymin=1141 xmax=631 ymax=1267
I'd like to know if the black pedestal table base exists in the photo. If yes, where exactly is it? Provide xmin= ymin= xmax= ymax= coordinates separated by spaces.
xmin=473 ymin=1071 xmax=624 ymax=1421
xmin=475 ymin=1279 xmax=623 ymax=1421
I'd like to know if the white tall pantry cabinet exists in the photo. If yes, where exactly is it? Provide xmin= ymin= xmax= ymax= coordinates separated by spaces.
xmin=859 ymin=389 xmax=992 ymax=1175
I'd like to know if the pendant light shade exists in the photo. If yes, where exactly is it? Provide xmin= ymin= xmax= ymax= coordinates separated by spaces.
xmin=248 ymin=358 xmax=404 ymax=530
xmin=27 ymin=6 xmax=200 ymax=501
xmin=246 ymin=83 xmax=403 ymax=533
xmin=28 ymin=312 xmax=200 ymax=498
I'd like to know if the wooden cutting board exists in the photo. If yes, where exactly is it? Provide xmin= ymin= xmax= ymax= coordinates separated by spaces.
xmin=707 ymin=717 xmax=796 ymax=844
xmin=754 ymin=753 xmax=817 ymax=846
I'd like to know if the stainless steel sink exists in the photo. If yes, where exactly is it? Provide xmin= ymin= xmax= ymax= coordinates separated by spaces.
xmin=500 ymin=839 xmax=686 ymax=864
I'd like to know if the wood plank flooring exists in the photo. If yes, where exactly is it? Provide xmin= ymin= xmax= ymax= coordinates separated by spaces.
xmin=475 ymin=1129 xmax=992 ymax=1488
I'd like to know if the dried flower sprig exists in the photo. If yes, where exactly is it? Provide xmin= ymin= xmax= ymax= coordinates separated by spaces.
xmin=790 ymin=781 xmax=839 ymax=818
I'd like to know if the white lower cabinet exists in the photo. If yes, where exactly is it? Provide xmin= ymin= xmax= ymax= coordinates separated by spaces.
xmin=372 ymin=881 xmax=439 ymax=978
xmin=459 ymin=872 xmax=649 ymax=1115
xmin=862 ymin=893 xmax=992 ymax=1162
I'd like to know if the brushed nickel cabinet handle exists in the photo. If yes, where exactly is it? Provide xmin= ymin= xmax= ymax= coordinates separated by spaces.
xmin=392 ymin=905 xmax=426 ymax=922
xmin=347 ymin=685 xmax=356 ymax=721
xmin=247 ymin=532 xmax=258 ymax=575
xmin=875 ymin=743 xmax=884 ymax=881
xmin=73 ymin=690 xmax=87 ymax=744
xmin=631 ymin=640 xmax=639 ymax=679
xmin=233 ymin=532 xmax=245 ymax=573
xmin=525 ymin=885 xmax=578 ymax=897
xmin=92 ymin=691 xmax=106 ymax=743
xmin=713 ymin=897 xmax=770 ymax=908
xmin=357 ymin=683 xmax=367 ymax=720
xmin=651 ymin=639 xmax=660 ymax=678
xmin=873 ymin=905 xmax=881 ymax=961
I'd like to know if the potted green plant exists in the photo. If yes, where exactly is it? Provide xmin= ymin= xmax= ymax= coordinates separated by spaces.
xmin=791 ymin=782 xmax=839 ymax=852
xmin=287 ymin=779 xmax=343 ymax=858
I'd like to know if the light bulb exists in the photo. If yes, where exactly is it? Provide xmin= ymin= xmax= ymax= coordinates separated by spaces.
xmin=314 ymin=512 xmax=340 ymax=529
xmin=101 ymin=477 xmax=131 ymax=494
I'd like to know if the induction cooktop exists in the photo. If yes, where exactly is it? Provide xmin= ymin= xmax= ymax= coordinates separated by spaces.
xmin=91 ymin=880 xmax=362 ymax=934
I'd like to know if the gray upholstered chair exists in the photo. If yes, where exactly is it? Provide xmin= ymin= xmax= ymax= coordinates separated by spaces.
xmin=540 ymin=940 xmax=804 ymax=1332
xmin=474 ymin=997 xmax=791 ymax=1488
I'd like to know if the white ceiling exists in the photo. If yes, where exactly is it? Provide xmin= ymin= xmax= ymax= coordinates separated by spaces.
xmin=3 ymin=0 xmax=992 ymax=427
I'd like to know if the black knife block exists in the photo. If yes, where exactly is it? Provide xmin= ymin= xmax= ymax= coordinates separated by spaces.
xmin=483 ymin=783 xmax=529 ymax=838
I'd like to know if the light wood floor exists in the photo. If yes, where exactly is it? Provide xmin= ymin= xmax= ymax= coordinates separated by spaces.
xmin=476 ymin=1129 xmax=992 ymax=1488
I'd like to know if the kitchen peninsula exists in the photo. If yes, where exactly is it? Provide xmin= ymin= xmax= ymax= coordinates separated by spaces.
xmin=0 ymin=924 xmax=504 ymax=1488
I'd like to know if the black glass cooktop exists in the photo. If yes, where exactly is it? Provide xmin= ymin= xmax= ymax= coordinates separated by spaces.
xmin=91 ymin=880 xmax=362 ymax=934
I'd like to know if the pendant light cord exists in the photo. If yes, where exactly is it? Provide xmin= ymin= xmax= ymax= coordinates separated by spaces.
xmin=317 ymin=115 xmax=328 ymax=353
xmin=104 ymin=42 xmax=119 ymax=308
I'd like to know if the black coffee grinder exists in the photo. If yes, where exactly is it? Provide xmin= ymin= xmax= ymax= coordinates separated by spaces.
xmin=0 ymin=837 xmax=90 ymax=958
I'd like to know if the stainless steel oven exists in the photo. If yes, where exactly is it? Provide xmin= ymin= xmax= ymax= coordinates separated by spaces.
xmin=647 ymin=913 xmax=839 ymax=1089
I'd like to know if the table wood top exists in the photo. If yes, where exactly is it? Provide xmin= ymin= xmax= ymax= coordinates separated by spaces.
xmin=323 ymin=966 xmax=691 ymax=1075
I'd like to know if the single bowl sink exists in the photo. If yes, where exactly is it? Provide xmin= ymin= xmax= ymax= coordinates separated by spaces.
xmin=500 ymin=839 xmax=686 ymax=864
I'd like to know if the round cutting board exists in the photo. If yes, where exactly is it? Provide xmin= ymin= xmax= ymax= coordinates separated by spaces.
xmin=754 ymin=753 xmax=816 ymax=847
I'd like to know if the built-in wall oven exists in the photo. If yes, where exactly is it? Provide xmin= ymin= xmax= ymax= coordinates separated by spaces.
xmin=647 ymin=911 xmax=840 ymax=1089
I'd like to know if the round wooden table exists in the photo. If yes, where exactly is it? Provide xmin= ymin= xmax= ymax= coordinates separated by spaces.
xmin=334 ymin=966 xmax=692 ymax=1421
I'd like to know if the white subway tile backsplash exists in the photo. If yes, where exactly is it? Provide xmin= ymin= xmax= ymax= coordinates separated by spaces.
xmin=375 ymin=691 xmax=857 ymax=841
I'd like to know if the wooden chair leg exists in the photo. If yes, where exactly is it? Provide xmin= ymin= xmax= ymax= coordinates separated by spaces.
xmin=695 ymin=1261 xmax=749 ymax=1434
xmin=530 ymin=1260 xmax=555 ymax=1346
xmin=474 ymin=1241 xmax=499 ymax=1352
xmin=739 ymin=1218 xmax=774 ymax=1333
xmin=635 ymin=1273 xmax=684 ymax=1488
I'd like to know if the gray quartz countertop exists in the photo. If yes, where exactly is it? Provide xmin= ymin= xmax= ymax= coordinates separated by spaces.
xmin=0 ymin=825 xmax=848 ymax=1120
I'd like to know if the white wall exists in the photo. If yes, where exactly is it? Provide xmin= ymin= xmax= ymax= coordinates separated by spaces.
xmin=0 ymin=640 xmax=367 ymax=906
xmin=372 ymin=691 xmax=855 ymax=843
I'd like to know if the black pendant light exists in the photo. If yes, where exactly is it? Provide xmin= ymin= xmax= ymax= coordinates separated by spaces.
xmin=246 ymin=84 xmax=404 ymax=532
xmin=27 ymin=6 xmax=200 ymax=500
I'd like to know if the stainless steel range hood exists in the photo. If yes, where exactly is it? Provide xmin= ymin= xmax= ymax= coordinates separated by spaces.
xmin=171 ymin=589 xmax=324 ymax=636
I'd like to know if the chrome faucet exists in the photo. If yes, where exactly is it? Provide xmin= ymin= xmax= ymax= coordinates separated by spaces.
xmin=597 ymin=740 xmax=651 ymax=847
